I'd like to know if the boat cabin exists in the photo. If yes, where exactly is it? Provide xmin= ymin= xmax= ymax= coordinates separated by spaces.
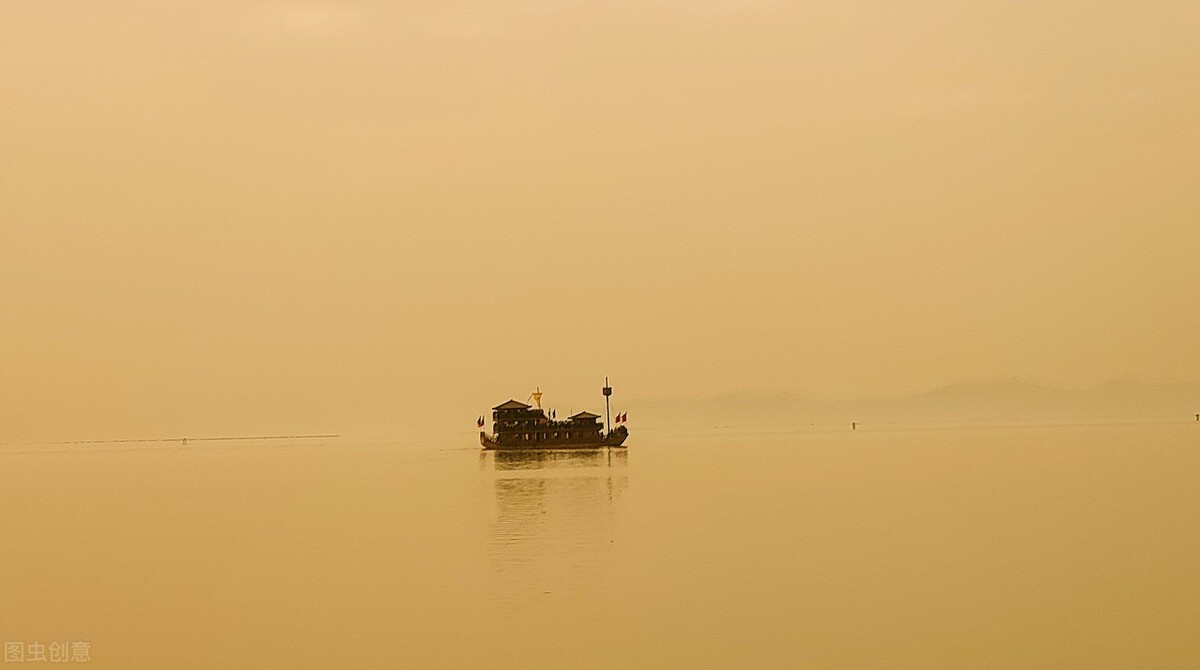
xmin=489 ymin=400 xmax=604 ymax=446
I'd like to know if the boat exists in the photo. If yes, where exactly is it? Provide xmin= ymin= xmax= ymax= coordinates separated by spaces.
xmin=479 ymin=379 xmax=629 ymax=450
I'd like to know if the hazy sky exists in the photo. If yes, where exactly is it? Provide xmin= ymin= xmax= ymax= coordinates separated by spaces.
xmin=3 ymin=1 xmax=1198 ymax=439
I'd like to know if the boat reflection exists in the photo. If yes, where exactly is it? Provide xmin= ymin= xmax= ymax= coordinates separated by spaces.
xmin=486 ymin=447 xmax=628 ymax=471
xmin=481 ymin=448 xmax=628 ymax=519
xmin=480 ymin=448 xmax=628 ymax=607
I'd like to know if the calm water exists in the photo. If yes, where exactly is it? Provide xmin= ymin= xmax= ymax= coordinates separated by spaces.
xmin=2 ymin=423 xmax=1198 ymax=668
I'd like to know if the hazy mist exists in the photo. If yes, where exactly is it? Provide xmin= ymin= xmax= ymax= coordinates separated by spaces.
xmin=3 ymin=1 xmax=1198 ymax=441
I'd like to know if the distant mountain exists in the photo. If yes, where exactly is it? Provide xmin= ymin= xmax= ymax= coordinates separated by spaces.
xmin=628 ymin=381 xmax=1200 ymax=428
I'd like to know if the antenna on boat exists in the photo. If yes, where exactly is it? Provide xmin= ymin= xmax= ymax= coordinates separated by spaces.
xmin=602 ymin=376 xmax=613 ymax=435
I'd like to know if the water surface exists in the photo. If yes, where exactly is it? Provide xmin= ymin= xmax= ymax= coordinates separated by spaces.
xmin=2 ymin=423 xmax=1197 ymax=667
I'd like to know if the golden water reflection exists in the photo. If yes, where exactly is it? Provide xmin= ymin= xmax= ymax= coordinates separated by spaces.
xmin=479 ymin=449 xmax=629 ymax=624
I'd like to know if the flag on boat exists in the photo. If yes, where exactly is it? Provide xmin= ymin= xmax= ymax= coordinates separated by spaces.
xmin=476 ymin=416 xmax=484 ymax=428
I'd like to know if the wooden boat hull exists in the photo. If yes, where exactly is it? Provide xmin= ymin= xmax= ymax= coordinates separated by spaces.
xmin=480 ymin=426 xmax=628 ymax=450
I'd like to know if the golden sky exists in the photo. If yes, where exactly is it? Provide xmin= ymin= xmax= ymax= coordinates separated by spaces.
xmin=2 ymin=1 xmax=1198 ymax=439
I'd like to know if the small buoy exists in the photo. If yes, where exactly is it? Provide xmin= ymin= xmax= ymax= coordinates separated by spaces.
xmin=852 ymin=422 xmax=857 ymax=430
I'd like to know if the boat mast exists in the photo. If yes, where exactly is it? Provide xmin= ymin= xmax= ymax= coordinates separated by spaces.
xmin=602 ymin=376 xmax=612 ymax=435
